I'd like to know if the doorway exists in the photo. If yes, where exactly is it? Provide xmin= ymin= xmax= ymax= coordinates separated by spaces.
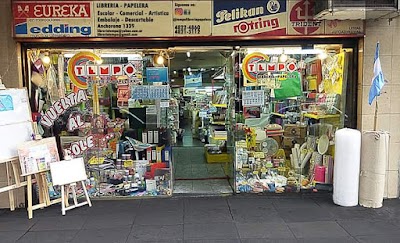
xmin=169 ymin=47 xmax=234 ymax=195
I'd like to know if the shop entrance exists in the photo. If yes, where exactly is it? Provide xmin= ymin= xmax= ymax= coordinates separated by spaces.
xmin=169 ymin=48 xmax=235 ymax=195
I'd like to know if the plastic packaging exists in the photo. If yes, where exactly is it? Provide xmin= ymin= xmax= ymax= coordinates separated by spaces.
xmin=359 ymin=131 xmax=389 ymax=208
xmin=333 ymin=128 xmax=361 ymax=207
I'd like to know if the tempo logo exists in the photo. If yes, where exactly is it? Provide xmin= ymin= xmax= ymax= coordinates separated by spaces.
xmin=30 ymin=24 xmax=92 ymax=36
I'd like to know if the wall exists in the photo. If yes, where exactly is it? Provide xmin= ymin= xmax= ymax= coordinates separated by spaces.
xmin=0 ymin=0 xmax=20 ymax=88
xmin=362 ymin=18 xmax=400 ymax=198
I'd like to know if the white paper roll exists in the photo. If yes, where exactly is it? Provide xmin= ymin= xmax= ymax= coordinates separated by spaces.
xmin=359 ymin=131 xmax=389 ymax=208
xmin=333 ymin=128 xmax=361 ymax=207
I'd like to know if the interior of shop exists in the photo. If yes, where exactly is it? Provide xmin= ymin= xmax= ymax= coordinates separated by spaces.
xmin=23 ymin=41 xmax=355 ymax=197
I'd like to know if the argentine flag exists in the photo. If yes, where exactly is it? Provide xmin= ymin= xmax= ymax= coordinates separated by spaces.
xmin=368 ymin=42 xmax=386 ymax=105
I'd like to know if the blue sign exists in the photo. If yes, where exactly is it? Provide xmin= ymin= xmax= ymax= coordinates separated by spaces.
xmin=146 ymin=67 xmax=169 ymax=83
xmin=0 ymin=95 xmax=14 ymax=112
xmin=213 ymin=0 xmax=286 ymax=25
xmin=184 ymin=73 xmax=202 ymax=87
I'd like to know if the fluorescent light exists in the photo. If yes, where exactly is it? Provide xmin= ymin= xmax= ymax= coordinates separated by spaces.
xmin=186 ymin=51 xmax=191 ymax=58
xmin=63 ymin=53 xmax=143 ymax=59
xmin=245 ymin=47 xmax=325 ymax=55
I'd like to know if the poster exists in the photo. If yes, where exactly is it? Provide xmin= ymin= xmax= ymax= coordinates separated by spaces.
xmin=212 ymin=0 xmax=287 ymax=36
xmin=146 ymin=67 xmax=169 ymax=83
xmin=13 ymin=1 xmax=94 ymax=37
xmin=287 ymin=0 xmax=324 ymax=35
xmin=18 ymin=137 xmax=60 ymax=176
xmin=93 ymin=1 xmax=173 ymax=37
xmin=242 ymin=90 xmax=265 ymax=107
xmin=173 ymin=0 xmax=212 ymax=36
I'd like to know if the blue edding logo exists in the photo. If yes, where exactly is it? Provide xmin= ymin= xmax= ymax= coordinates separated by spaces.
xmin=30 ymin=24 xmax=92 ymax=36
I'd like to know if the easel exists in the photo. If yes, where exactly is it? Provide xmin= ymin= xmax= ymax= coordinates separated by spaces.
xmin=0 ymin=157 xmax=27 ymax=211
xmin=50 ymin=157 xmax=92 ymax=215
xmin=20 ymin=128 xmax=62 ymax=219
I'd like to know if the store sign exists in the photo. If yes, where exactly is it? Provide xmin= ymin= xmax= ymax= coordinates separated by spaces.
xmin=324 ymin=20 xmax=364 ymax=35
xmin=13 ymin=1 xmax=93 ymax=37
xmin=146 ymin=67 xmax=169 ymax=83
xmin=93 ymin=1 xmax=173 ymax=37
xmin=241 ymin=52 xmax=297 ymax=84
xmin=182 ymin=88 xmax=196 ymax=97
xmin=12 ymin=1 xmax=365 ymax=38
xmin=40 ymin=90 xmax=88 ymax=128
xmin=67 ymin=52 xmax=143 ymax=89
xmin=287 ymin=0 xmax=323 ymax=35
xmin=212 ymin=0 xmax=287 ymax=36
xmin=173 ymin=1 xmax=212 ymax=36
xmin=184 ymin=73 xmax=202 ymax=87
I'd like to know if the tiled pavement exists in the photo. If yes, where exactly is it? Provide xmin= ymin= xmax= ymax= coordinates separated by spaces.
xmin=1 ymin=195 xmax=400 ymax=243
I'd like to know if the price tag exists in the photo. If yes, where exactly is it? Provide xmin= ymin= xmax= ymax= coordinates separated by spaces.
xmin=160 ymin=101 xmax=170 ymax=108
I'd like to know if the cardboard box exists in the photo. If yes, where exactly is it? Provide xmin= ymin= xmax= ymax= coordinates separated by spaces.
xmin=283 ymin=124 xmax=307 ymax=138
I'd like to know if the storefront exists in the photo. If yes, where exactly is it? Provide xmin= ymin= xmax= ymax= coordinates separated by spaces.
xmin=11 ymin=0 xmax=364 ymax=198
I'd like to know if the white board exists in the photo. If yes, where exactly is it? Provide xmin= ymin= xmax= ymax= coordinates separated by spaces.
xmin=0 ymin=122 xmax=33 ymax=162
xmin=0 ymin=89 xmax=31 ymax=126
xmin=50 ymin=158 xmax=87 ymax=186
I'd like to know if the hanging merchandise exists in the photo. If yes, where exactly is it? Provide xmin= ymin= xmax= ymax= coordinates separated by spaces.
xmin=273 ymin=71 xmax=302 ymax=100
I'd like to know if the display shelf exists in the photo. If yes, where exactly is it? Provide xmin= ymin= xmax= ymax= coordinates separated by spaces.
xmin=209 ymin=135 xmax=227 ymax=141
xmin=211 ymin=121 xmax=226 ymax=125
xmin=271 ymin=112 xmax=286 ymax=118
xmin=212 ymin=103 xmax=228 ymax=108
xmin=205 ymin=150 xmax=231 ymax=163
xmin=303 ymin=113 xmax=340 ymax=119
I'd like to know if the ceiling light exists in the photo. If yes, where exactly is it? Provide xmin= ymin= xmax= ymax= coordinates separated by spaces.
xmin=186 ymin=51 xmax=191 ymax=58
xmin=187 ymin=67 xmax=191 ymax=72
xmin=279 ymin=53 xmax=288 ymax=63
xmin=41 ymin=55 xmax=51 ymax=65
xmin=211 ymin=67 xmax=215 ymax=71
xmin=95 ymin=59 xmax=103 ymax=65
xmin=317 ymin=52 xmax=328 ymax=60
xmin=200 ymin=68 xmax=205 ymax=72
xmin=156 ymin=55 xmax=164 ymax=65
xmin=173 ymin=70 xmax=177 ymax=75
xmin=183 ymin=68 xmax=186 ymax=71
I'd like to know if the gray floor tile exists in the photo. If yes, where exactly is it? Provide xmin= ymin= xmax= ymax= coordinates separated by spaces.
xmin=185 ymin=239 xmax=241 ymax=243
xmin=140 ymin=198 xmax=184 ymax=212
xmin=30 ymin=215 xmax=86 ymax=231
xmin=236 ymin=222 xmax=295 ymax=239
xmin=0 ymin=231 xmax=26 ymax=243
xmin=71 ymin=227 xmax=131 ymax=243
xmin=327 ymin=206 xmax=387 ymax=220
xmin=184 ymin=208 xmax=233 ymax=223
xmin=231 ymin=208 xmax=285 ymax=223
xmin=296 ymin=237 xmax=358 ymax=243
xmin=128 ymin=224 xmax=183 ymax=241
xmin=241 ymin=238 xmax=298 ymax=243
xmin=135 ymin=211 xmax=183 ymax=225
xmin=228 ymin=198 xmax=275 ymax=209
xmin=184 ymin=197 xmax=229 ymax=209
xmin=356 ymin=234 xmax=400 ymax=243
xmin=273 ymin=198 xmax=320 ymax=209
xmin=17 ymin=230 xmax=78 ymax=243
xmin=0 ymin=218 xmax=38 ymax=232
xmin=82 ymin=213 xmax=135 ymax=229
xmin=337 ymin=219 xmax=400 ymax=236
xmin=288 ymin=221 xmax=350 ymax=238
xmin=278 ymin=207 xmax=334 ymax=222
xmin=184 ymin=222 xmax=239 ymax=240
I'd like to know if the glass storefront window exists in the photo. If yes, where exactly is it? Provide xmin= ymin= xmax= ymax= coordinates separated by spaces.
xmin=233 ymin=45 xmax=353 ymax=194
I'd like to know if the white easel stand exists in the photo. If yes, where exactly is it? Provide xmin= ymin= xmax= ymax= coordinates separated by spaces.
xmin=50 ymin=157 xmax=92 ymax=216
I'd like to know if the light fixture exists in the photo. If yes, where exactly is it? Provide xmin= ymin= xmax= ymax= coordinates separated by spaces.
xmin=187 ymin=67 xmax=191 ymax=72
xmin=41 ymin=54 xmax=51 ymax=65
xmin=183 ymin=68 xmax=186 ymax=71
xmin=200 ymin=68 xmax=205 ymax=72
xmin=211 ymin=67 xmax=215 ymax=71
xmin=317 ymin=52 xmax=328 ymax=60
xmin=189 ymin=71 xmax=193 ymax=75
xmin=279 ymin=52 xmax=288 ymax=63
xmin=186 ymin=51 xmax=191 ymax=58
xmin=95 ymin=58 xmax=103 ymax=65
xmin=156 ymin=54 xmax=164 ymax=65
xmin=173 ymin=70 xmax=177 ymax=75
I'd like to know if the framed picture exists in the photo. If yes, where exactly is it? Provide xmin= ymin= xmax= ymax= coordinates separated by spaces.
xmin=18 ymin=137 xmax=60 ymax=176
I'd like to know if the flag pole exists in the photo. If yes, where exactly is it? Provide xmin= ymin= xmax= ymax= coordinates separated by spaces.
xmin=373 ymin=97 xmax=378 ymax=131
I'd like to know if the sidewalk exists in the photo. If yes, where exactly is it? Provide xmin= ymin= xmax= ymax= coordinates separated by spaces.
xmin=1 ymin=194 xmax=400 ymax=243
